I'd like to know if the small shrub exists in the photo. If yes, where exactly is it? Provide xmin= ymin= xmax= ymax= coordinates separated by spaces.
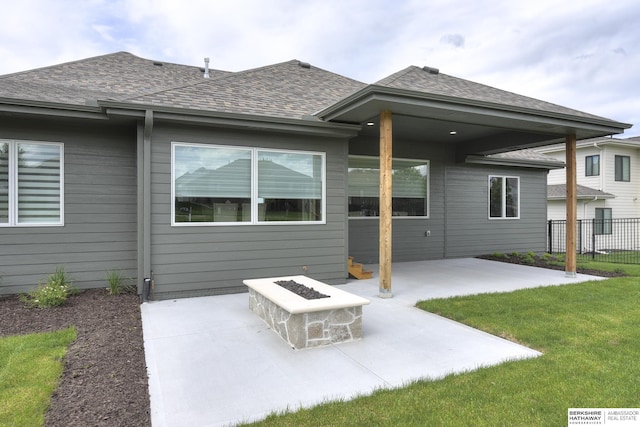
xmin=105 ymin=270 xmax=133 ymax=295
xmin=20 ymin=266 xmax=75 ymax=308
xmin=491 ymin=252 xmax=506 ymax=259
xmin=509 ymin=252 xmax=520 ymax=258
xmin=522 ymin=254 xmax=536 ymax=265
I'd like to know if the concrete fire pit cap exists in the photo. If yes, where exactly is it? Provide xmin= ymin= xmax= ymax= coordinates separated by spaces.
xmin=243 ymin=275 xmax=370 ymax=314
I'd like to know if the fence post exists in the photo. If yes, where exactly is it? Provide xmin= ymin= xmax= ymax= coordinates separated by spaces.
xmin=548 ymin=220 xmax=552 ymax=253
xmin=591 ymin=218 xmax=596 ymax=260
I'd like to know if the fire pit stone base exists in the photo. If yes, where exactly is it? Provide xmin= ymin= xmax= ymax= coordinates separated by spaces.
xmin=244 ymin=275 xmax=369 ymax=350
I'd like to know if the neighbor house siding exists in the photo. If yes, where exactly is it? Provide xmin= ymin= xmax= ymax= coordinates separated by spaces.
xmin=445 ymin=165 xmax=548 ymax=257
xmin=0 ymin=117 xmax=137 ymax=295
xmin=146 ymin=124 xmax=349 ymax=299
xmin=602 ymin=145 xmax=639 ymax=217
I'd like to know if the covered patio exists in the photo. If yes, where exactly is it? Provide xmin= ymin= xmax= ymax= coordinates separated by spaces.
xmin=141 ymin=258 xmax=605 ymax=427
xmin=317 ymin=68 xmax=631 ymax=296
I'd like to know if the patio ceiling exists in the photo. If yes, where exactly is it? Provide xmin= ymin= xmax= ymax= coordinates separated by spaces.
xmin=316 ymin=85 xmax=632 ymax=159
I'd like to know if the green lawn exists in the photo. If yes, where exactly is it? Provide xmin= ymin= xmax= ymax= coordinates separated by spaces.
xmin=0 ymin=327 xmax=76 ymax=427
xmin=246 ymin=263 xmax=640 ymax=426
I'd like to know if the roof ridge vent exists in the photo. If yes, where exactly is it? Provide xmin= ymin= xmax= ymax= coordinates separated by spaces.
xmin=422 ymin=66 xmax=439 ymax=75
xmin=298 ymin=61 xmax=311 ymax=69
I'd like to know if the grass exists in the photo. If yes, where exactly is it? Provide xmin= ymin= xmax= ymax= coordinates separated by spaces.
xmin=0 ymin=327 xmax=77 ymax=427
xmin=577 ymin=250 xmax=640 ymax=265
xmin=245 ymin=262 xmax=640 ymax=426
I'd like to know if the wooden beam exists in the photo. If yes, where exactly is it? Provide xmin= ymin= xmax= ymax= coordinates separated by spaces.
xmin=379 ymin=110 xmax=393 ymax=297
xmin=565 ymin=134 xmax=577 ymax=277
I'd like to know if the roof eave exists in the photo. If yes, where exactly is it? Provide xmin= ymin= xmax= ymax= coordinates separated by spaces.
xmin=0 ymin=97 xmax=107 ymax=120
xmin=465 ymin=154 xmax=566 ymax=169
xmin=316 ymin=85 xmax=631 ymax=136
xmin=100 ymin=100 xmax=362 ymax=138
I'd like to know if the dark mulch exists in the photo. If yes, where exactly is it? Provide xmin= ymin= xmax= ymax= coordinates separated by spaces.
xmin=476 ymin=253 xmax=627 ymax=277
xmin=0 ymin=289 xmax=150 ymax=427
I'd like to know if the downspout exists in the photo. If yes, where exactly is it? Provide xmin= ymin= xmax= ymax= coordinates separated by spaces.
xmin=139 ymin=110 xmax=153 ymax=302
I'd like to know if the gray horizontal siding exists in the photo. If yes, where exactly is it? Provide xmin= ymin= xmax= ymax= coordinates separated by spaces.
xmin=445 ymin=165 xmax=548 ymax=257
xmin=147 ymin=124 xmax=349 ymax=298
xmin=347 ymin=135 xmax=448 ymax=264
xmin=0 ymin=117 xmax=137 ymax=295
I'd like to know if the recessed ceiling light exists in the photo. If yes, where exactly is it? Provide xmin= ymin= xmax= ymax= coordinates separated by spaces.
xmin=449 ymin=131 xmax=457 ymax=135
xmin=366 ymin=122 xmax=375 ymax=126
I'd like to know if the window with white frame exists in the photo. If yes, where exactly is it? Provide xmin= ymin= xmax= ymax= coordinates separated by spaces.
xmin=489 ymin=175 xmax=519 ymax=219
xmin=348 ymin=156 xmax=429 ymax=217
xmin=0 ymin=140 xmax=64 ymax=226
xmin=172 ymin=142 xmax=325 ymax=225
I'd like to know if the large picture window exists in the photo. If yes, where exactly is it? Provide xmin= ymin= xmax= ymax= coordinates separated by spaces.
xmin=0 ymin=140 xmax=64 ymax=226
xmin=348 ymin=156 xmax=429 ymax=217
xmin=172 ymin=143 xmax=325 ymax=225
xmin=489 ymin=175 xmax=519 ymax=219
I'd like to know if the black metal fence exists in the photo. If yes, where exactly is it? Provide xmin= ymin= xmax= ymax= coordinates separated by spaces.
xmin=548 ymin=218 xmax=640 ymax=264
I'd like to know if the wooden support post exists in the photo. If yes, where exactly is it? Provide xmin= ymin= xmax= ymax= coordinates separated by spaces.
xmin=379 ymin=110 xmax=393 ymax=297
xmin=565 ymin=134 xmax=577 ymax=277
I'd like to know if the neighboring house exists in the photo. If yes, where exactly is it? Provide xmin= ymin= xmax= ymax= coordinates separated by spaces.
xmin=0 ymin=52 xmax=631 ymax=298
xmin=535 ymin=136 xmax=640 ymax=220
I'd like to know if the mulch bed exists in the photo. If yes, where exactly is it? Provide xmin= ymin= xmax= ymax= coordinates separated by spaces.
xmin=476 ymin=254 xmax=627 ymax=277
xmin=0 ymin=289 xmax=150 ymax=426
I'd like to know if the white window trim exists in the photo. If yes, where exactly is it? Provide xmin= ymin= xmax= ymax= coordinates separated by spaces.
xmin=347 ymin=155 xmax=430 ymax=220
xmin=171 ymin=142 xmax=326 ymax=226
xmin=0 ymin=139 xmax=64 ymax=227
xmin=488 ymin=175 xmax=520 ymax=220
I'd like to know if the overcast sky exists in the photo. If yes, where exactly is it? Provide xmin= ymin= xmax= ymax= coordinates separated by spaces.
xmin=2 ymin=0 xmax=639 ymax=137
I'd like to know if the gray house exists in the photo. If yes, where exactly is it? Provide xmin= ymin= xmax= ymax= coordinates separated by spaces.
xmin=0 ymin=52 xmax=630 ymax=299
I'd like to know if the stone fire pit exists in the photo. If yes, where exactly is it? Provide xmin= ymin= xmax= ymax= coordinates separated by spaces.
xmin=243 ymin=275 xmax=370 ymax=350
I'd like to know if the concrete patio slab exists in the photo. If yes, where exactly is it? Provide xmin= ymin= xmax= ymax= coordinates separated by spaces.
xmin=141 ymin=258 xmax=605 ymax=427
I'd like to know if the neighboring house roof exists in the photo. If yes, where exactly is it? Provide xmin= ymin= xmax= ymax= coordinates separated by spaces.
xmin=547 ymin=184 xmax=615 ymax=200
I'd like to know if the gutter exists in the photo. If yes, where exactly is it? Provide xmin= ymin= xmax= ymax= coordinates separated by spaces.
xmin=99 ymin=100 xmax=362 ymax=138
xmin=465 ymin=154 xmax=565 ymax=170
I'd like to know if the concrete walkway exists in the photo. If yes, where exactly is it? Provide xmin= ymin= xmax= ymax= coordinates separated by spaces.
xmin=141 ymin=258 xmax=604 ymax=427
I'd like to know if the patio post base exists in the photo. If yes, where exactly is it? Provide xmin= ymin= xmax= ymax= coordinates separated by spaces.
xmin=378 ymin=288 xmax=393 ymax=298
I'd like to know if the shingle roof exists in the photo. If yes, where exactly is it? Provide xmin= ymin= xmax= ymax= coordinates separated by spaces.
xmin=0 ymin=51 xmax=230 ymax=105
xmin=491 ymin=148 xmax=560 ymax=163
xmin=375 ymin=66 xmax=613 ymax=122
xmin=547 ymin=184 xmax=615 ymax=200
xmin=127 ymin=60 xmax=366 ymax=119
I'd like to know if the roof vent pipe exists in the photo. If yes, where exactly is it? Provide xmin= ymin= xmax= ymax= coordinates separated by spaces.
xmin=204 ymin=57 xmax=210 ymax=78
xmin=422 ymin=66 xmax=439 ymax=75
